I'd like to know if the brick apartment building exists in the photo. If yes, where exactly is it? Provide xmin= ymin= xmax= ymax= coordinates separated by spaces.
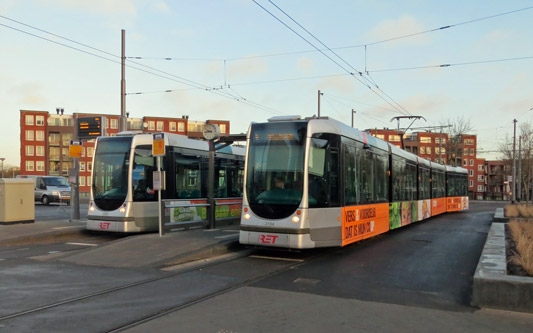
xmin=20 ymin=110 xmax=230 ymax=193
xmin=367 ymin=128 xmax=485 ymax=199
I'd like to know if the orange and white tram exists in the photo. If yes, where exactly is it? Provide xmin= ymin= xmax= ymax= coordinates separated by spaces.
xmin=239 ymin=116 xmax=468 ymax=249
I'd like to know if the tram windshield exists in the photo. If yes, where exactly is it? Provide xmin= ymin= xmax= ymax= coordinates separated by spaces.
xmin=246 ymin=122 xmax=307 ymax=219
xmin=92 ymin=136 xmax=132 ymax=211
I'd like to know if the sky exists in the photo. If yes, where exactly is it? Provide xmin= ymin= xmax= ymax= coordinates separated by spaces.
xmin=1 ymin=0 xmax=532 ymax=168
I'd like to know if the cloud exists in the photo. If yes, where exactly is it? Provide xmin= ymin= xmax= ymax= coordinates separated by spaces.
xmin=399 ymin=94 xmax=451 ymax=116
xmin=151 ymin=1 xmax=170 ymax=13
xmin=227 ymin=58 xmax=268 ymax=79
xmin=315 ymin=75 xmax=356 ymax=94
xmin=36 ymin=0 xmax=137 ymax=16
xmin=296 ymin=57 xmax=313 ymax=73
xmin=9 ymin=83 xmax=48 ymax=106
xmin=366 ymin=15 xmax=430 ymax=46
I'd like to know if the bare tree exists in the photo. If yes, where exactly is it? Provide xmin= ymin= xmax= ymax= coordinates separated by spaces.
xmin=440 ymin=116 xmax=474 ymax=166
xmin=498 ymin=122 xmax=533 ymax=204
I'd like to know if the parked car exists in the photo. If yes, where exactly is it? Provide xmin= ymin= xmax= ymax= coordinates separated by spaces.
xmin=20 ymin=175 xmax=71 ymax=205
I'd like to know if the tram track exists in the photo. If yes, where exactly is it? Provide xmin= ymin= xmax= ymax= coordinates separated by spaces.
xmin=0 ymin=246 xmax=339 ymax=331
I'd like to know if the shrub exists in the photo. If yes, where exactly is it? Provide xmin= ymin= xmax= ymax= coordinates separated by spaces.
xmin=508 ymin=220 xmax=533 ymax=276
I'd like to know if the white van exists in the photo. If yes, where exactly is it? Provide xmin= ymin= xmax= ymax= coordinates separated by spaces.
xmin=20 ymin=175 xmax=71 ymax=205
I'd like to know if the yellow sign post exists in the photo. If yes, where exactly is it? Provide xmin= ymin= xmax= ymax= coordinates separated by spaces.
xmin=69 ymin=140 xmax=82 ymax=158
xmin=152 ymin=133 xmax=165 ymax=156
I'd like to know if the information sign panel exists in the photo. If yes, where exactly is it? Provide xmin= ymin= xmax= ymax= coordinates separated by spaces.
xmin=152 ymin=133 xmax=165 ymax=156
xmin=69 ymin=140 xmax=82 ymax=158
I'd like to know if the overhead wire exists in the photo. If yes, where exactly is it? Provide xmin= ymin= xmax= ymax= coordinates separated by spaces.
xmin=265 ymin=0 xmax=411 ymax=116
xmin=253 ymin=0 xmax=411 ymax=116
xmin=0 ymin=16 xmax=285 ymax=116
xmin=125 ymin=6 xmax=533 ymax=63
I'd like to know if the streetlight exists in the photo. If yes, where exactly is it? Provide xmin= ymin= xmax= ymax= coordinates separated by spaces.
xmin=0 ymin=158 xmax=5 ymax=178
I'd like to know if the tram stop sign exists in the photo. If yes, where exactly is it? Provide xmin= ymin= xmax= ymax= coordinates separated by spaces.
xmin=69 ymin=140 xmax=83 ymax=158
xmin=152 ymin=133 xmax=165 ymax=156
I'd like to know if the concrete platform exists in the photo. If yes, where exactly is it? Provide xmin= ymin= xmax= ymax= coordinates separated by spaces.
xmin=0 ymin=218 xmax=245 ymax=269
xmin=60 ymin=225 xmax=243 ymax=268
xmin=473 ymin=222 xmax=533 ymax=313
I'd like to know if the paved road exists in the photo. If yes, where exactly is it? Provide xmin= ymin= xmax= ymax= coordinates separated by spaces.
xmin=34 ymin=202 xmax=89 ymax=221
xmin=2 ymin=201 xmax=533 ymax=332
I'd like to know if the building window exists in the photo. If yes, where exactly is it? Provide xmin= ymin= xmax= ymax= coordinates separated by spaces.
xmin=463 ymin=160 xmax=468 ymax=166
xmin=157 ymin=121 xmax=164 ymax=131
xmin=420 ymin=137 xmax=431 ymax=143
xmin=25 ymin=161 xmax=34 ymax=171
xmin=478 ymin=165 xmax=484 ymax=171
xmin=469 ymin=180 xmax=473 ymax=187
xmin=36 ymin=115 xmax=45 ymax=125
xmin=26 ymin=130 xmax=34 ymax=141
xmin=88 ymin=162 xmax=92 ymax=171
xmin=36 ymin=146 xmax=44 ymax=156
xmin=420 ymin=146 xmax=426 ymax=154
xmin=435 ymin=138 xmax=446 ymax=144
xmin=477 ymin=185 xmax=484 ymax=192
xmin=469 ymin=170 xmax=474 ymax=176
xmin=470 ymin=159 xmax=474 ymax=166
xmin=49 ymin=133 xmax=60 ymax=145
xmin=87 ymin=176 xmax=92 ymax=186
xmin=36 ymin=161 xmax=45 ymax=172
xmin=62 ymin=133 xmax=73 ymax=146
xmin=82 ymin=147 xmax=86 ymax=157
xmin=220 ymin=124 xmax=227 ymax=134
xmin=26 ymin=145 xmax=34 ymax=156
xmin=426 ymin=147 xmax=432 ymax=155
xmin=111 ymin=118 xmax=118 ymax=129
xmin=25 ymin=115 xmax=34 ymax=125
xmin=80 ymin=176 xmax=86 ymax=187
xmin=148 ymin=121 xmax=155 ymax=130
xmin=49 ymin=161 xmax=60 ymax=175
xmin=80 ymin=162 xmax=86 ymax=171
xmin=87 ymin=147 xmax=94 ymax=157
xmin=36 ymin=131 xmax=44 ymax=141
xmin=178 ymin=122 xmax=185 ymax=132
xmin=169 ymin=122 xmax=176 ymax=131
xmin=470 ymin=148 xmax=475 ymax=155
xmin=49 ymin=147 xmax=60 ymax=160
xmin=478 ymin=175 xmax=484 ymax=181
xmin=62 ymin=163 xmax=70 ymax=176
xmin=389 ymin=135 xmax=401 ymax=142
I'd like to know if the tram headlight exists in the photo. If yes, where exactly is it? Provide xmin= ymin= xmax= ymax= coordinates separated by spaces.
xmin=89 ymin=201 xmax=95 ymax=212
xmin=292 ymin=216 xmax=300 ymax=223
xmin=244 ymin=213 xmax=251 ymax=220
xmin=119 ymin=203 xmax=127 ymax=214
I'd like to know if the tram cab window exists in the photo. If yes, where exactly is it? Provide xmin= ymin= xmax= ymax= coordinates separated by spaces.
xmin=308 ymin=134 xmax=340 ymax=208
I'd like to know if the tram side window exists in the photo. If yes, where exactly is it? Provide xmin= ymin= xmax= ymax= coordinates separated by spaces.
xmin=360 ymin=149 xmax=375 ymax=204
xmin=418 ymin=167 xmax=430 ymax=200
xmin=175 ymin=153 xmax=203 ymax=199
xmin=374 ymin=152 xmax=388 ymax=202
xmin=215 ymin=158 xmax=244 ymax=197
xmin=309 ymin=134 xmax=340 ymax=208
xmin=432 ymin=171 xmax=445 ymax=198
xmin=132 ymin=145 xmax=157 ymax=202
xmin=344 ymin=145 xmax=359 ymax=205
xmin=392 ymin=157 xmax=405 ymax=202
xmin=405 ymin=163 xmax=417 ymax=201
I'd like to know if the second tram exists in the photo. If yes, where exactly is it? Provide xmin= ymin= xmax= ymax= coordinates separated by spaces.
xmin=239 ymin=116 xmax=468 ymax=249
xmin=88 ymin=132 xmax=245 ymax=232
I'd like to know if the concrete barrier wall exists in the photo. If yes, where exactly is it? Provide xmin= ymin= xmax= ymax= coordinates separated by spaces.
xmin=473 ymin=222 xmax=533 ymax=313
